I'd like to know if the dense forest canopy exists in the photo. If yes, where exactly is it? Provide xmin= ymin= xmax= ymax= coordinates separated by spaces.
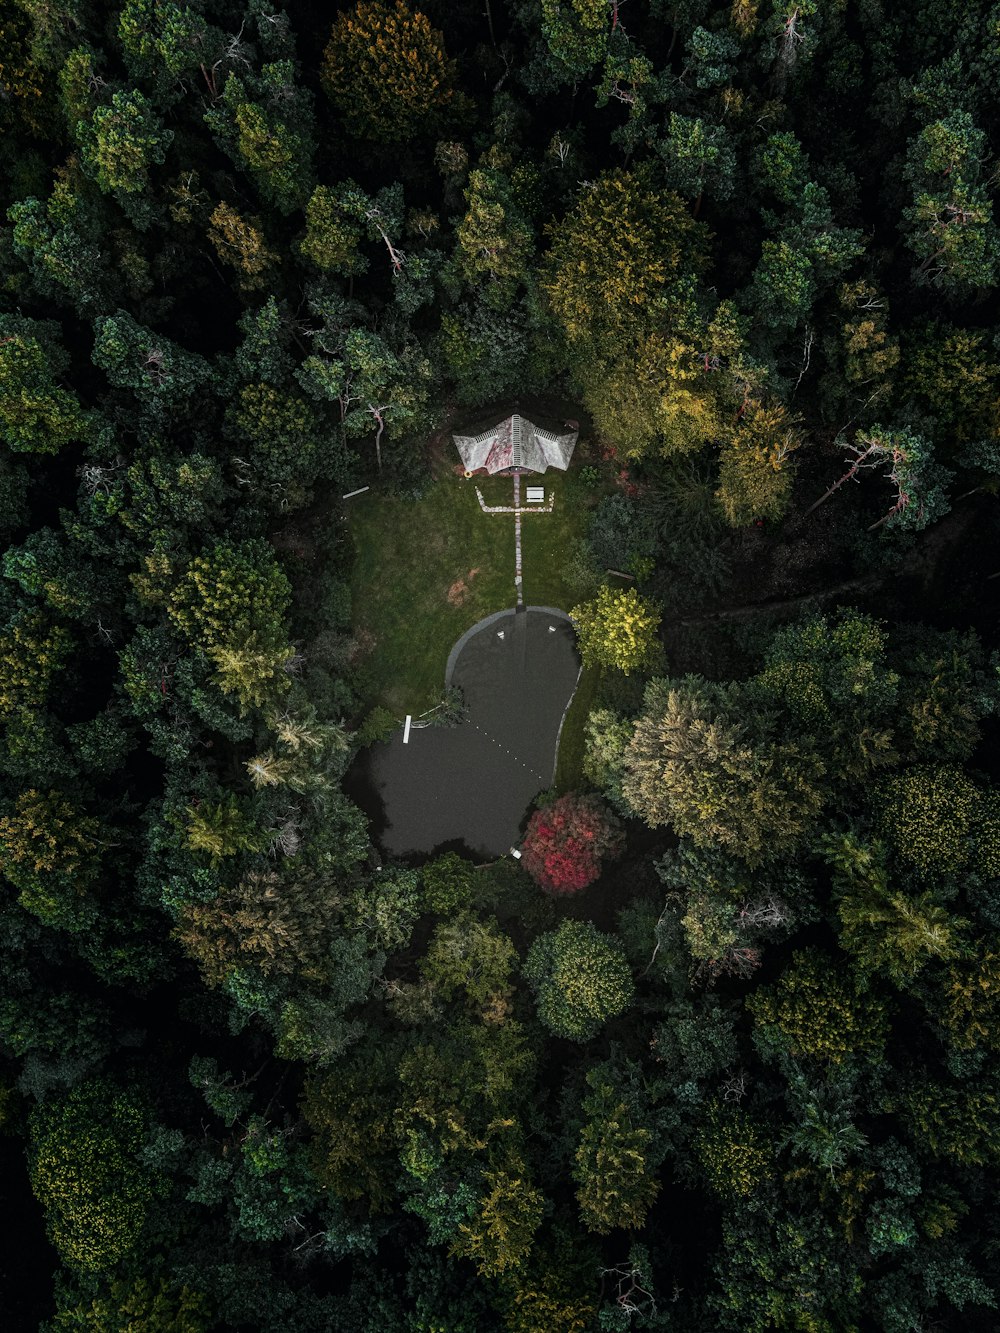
xmin=0 ymin=0 xmax=999 ymax=1329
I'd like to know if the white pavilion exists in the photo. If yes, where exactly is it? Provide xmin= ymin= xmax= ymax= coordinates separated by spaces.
xmin=453 ymin=413 xmax=578 ymax=476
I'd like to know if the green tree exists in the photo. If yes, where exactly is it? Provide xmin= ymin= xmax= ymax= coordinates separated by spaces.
xmin=901 ymin=1079 xmax=1000 ymax=1167
xmin=0 ymin=0 xmax=51 ymax=137
xmin=583 ymin=331 xmax=728 ymax=457
xmin=166 ymin=540 xmax=293 ymax=712
xmin=524 ymin=919 xmax=634 ymax=1041
xmin=455 ymin=165 xmax=535 ymax=308
xmin=52 ymin=1277 xmax=210 ymax=1332
xmin=694 ymin=1101 xmax=773 ymax=1198
xmin=899 ymin=321 xmax=1000 ymax=448
xmin=878 ymin=764 xmax=980 ymax=879
xmin=450 ymin=1160 xmax=544 ymax=1278
xmin=4 ymin=525 xmax=110 ymax=622
xmin=0 ymin=788 xmax=102 ymax=930
xmin=439 ymin=294 xmax=559 ymax=407
xmin=540 ymin=0 xmax=608 ymax=79
xmin=117 ymin=0 xmax=215 ymax=92
xmin=895 ymin=626 xmax=994 ymax=764
xmin=543 ymin=170 xmax=705 ymax=362
xmin=822 ymin=279 xmax=900 ymax=416
xmin=183 ymin=791 xmax=271 ymax=864
xmin=710 ymin=1208 xmax=864 ymax=1332
xmin=715 ymin=395 xmax=801 ymax=526
xmin=206 ymin=202 xmax=277 ymax=289
xmin=299 ymin=318 xmax=432 ymax=473
xmin=752 ymin=609 xmax=900 ymax=782
xmin=785 ymin=1072 xmax=869 ymax=1178
xmin=205 ymin=63 xmax=315 ymax=214
xmin=582 ymin=706 xmax=633 ymax=810
xmin=0 ymin=609 xmax=71 ymax=723
xmin=420 ymin=913 xmax=517 ymax=1018
xmin=77 ymin=89 xmax=172 ymax=201
xmin=820 ymin=833 xmax=961 ymax=986
xmin=321 ymin=1 xmax=458 ymax=143
xmin=748 ymin=949 xmax=889 ymax=1065
xmin=745 ymin=179 xmax=864 ymax=334
xmin=275 ymin=937 xmax=381 ymax=1066
xmin=803 ymin=425 xmax=952 ymax=533
xmin=570 ymin=586 xmax=661 ymax=674
xmin=298 ymin=185 xmax=366 ymax=275
xmin=8 ymin=174 xmax=118 ymax=316
xmin=91 ymin=311 xmax=213 ymax=416
xmin=572 ymin=1069 xmax=660 ymax=1233
xmin=225 ymin=382 xmax=321 ymax=503
xmin=938 ymin=948 xmax=1000 ymax=1053
xmin=421 ymin=851 xmax=477 ymax=914
xmin=622 ymin=677 xmax=825 ymax=863
xmin=302 ymin=1045 xmax=401 ymax=1210
xmin=345 ymin=868 xmax=422 ymax=952
xmin=29 ymin=1079 xmax=158 ymax=1273
xmin=659 ymin=111 xmax=738 ymax=205
xmin=0 ymin=317 xmax=92 ymax=453
xmin=902 ymin=111 xmax=1000 ymax=293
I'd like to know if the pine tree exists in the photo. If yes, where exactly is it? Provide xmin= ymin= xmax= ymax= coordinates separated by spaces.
xmin=573 ymin=1074 xmax=660 ymax=1233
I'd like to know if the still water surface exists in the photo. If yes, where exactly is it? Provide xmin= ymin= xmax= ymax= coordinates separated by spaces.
xmin=347 ymin=609 xmax=581 ymax=858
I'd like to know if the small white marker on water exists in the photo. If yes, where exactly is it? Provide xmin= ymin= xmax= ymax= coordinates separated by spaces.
xmin=403 ymin=715 xmax=412 ymax=744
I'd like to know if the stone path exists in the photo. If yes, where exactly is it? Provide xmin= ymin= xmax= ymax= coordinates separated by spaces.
xmin=471 ymin=471 xmax=554 ymax=608
xmin=474 ymin=487 xmax=553 ymax=515
xmin=513 ymin=472 xmax=523 ymax=607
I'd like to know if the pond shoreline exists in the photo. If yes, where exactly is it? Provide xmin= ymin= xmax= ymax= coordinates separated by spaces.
xmin=347 ymin=608 xmax=582 ymax=859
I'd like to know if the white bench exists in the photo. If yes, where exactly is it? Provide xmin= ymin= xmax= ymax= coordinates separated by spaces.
xmin=525 ymin=486 xmax=545 ymax=503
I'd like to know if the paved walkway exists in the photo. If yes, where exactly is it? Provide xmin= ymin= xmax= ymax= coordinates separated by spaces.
xmin=513 ymin=472 xmax=523 ymax=606
xmin=472 ymin=471 xmax=554 ymax=607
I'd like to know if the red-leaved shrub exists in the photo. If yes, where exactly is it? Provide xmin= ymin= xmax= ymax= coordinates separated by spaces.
xmin=521 ymin=794 xmax=624 ymax=894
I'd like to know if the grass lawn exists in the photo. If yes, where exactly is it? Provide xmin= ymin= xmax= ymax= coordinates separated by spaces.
xmin=554 ymin=663 xmax=599 ymax=791
xmin=349 ymin=475 xmax=512 ymax=715
xmin=349 ymin=461 xmax=605 ymax=731
xmin=518 ymin=471 xmax=592 ymax=609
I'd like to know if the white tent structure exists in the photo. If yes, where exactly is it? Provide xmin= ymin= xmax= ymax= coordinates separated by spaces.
xmin=453 ymin=414 xmax=578 ymax=475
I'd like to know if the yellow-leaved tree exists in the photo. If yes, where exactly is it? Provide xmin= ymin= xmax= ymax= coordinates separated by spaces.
xmin=543 ymin=169 xmax=705 ymax=361
xmin=570 ymin=586 xmax=661 ymax=675
xmin=716 ymin=394 xmax=802 ymax=525
xmin=322 ymin=1 xmax=458 ymax=143
xmin=586 ymin=332 xmax=729 ymax=457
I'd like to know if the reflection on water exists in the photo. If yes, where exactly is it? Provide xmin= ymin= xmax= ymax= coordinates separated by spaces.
xmin=345 ymin=610 xmax=581 ymax=859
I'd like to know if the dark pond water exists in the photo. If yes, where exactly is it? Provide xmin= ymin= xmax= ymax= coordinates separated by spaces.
xmin=346 ymin=608 xmax=581 ymax=859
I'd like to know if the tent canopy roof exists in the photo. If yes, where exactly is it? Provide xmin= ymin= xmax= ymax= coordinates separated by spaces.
xmin=454 ymin=414 xmax=578 ymax=474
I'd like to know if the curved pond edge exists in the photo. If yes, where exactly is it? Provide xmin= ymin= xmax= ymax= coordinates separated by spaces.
xmin=444 ymin=605 xmax=580 ymax=787
xmin=550 ymin=661 xmax=584 ymax=786
xmin=444 ymin=606 xmax=575 ymax=684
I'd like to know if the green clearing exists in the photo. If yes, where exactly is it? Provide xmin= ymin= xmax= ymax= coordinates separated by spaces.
xmin=349 ymin=464 xmax=603 ymax=753
xmin=348 ymin=474 xmax=511 ymax=716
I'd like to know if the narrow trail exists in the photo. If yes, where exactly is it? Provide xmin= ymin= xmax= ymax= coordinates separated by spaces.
xmin=675 ymin=576 xmax=883 ymax=626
